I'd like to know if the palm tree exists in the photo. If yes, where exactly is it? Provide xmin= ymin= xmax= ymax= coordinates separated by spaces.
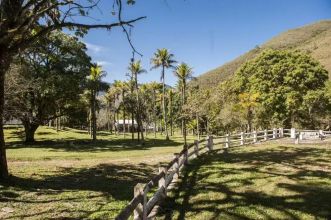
xmin=111 ymin=80 xmax=129 ymax=137
xmin=146 ymin=81 xmax=162 ymax=138
xmin=128 ymin=60 xmax=146 ymax=142
xmin=168 ymin=89 xmax=175 ymax=136
xmin=174 ymin=62 xmax=193 ymax=145
xmin=151 ymin=48 xmax=176 ymax=140
xmin=89 ymin=64 xmax=106 ymax=141
xmin=105 ymin=86 xmax=117 ymax=134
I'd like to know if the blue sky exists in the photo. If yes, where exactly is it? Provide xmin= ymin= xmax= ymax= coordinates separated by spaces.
xmin=79 ymin=0 xmax=331 ymax=86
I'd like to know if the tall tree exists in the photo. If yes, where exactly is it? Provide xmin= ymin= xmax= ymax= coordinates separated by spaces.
xmin=128 ymin=60 xmax=146 ymax=142
xmin=0 ymin=0 xmax=145 ymax=179
xmin=151 ymin=49 xmax=176 ymax=140
xmin=110 ymin=80 xmax=129 ymax=137
xmin=89 ymin=64 xmax=106 ymax=141
xmin=105 ymin=81 xmax=122 ymax=135
xmin=174 ymin=62 xmax=193 ymax=145
xmin=168 ymin=89 xmax=175 ymax=136
xmin=5 ymin=31 xmax=91 ymax=143
xmin=144 ymin=82 xmax=162 ymax=138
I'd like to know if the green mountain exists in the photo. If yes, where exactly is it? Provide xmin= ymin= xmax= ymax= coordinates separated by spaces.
xmin=195 ymin=20 xmax=331 ymax=89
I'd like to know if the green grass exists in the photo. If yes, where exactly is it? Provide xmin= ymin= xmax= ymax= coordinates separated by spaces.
xmin=159 ymin=141 xmax=331 ymax=220
xmin=1 ymin=126 xmax=193 ymax=219
xmin=2 ymin=126 xmax=331 ymax=219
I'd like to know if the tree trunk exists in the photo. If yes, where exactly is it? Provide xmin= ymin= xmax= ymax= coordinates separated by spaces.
xmin=107 ymin=106 xmax=111 ymax=132
xmin=196 ymin=113 xmax=200 ymax=140
xmin=169 ymin=94 xmax=173 ymax=136
xmin=122 ymin=90 xmax=126 ymax=137
xmin=135 ymin=73 xmax=144 ymax=143
xmin=23 ymin=122 xmax=39 ymax=143
xmin=153 ymin=90 xmax=157 ymax=138
xmin=206 ymin=118 xmax=209 ymax=135
xmin=182 ymin=86 xmax=187 ymax=146
xmin=0 ymin=51 xmax=9 ymax=179
xmin=145 ymin=123 xmax=148 ymax=137
xmin=123 ymin=107 xmax=126 ymax=138
xmin=131 ymin=83 xmax=135 ymax=140
xmin=162 ymin=66 xmax=169 ymax=140
xmin=91 ymin=90 xmax=97 ymax=141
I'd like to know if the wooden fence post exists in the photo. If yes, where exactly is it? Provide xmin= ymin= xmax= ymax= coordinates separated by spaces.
xmin=194 ymin=140 xmax=199 ymax=157
xmin=290 ymin=128 xmax=296 ymax=139
xmin=142 ymin=187 xmax=148 ymax=220
xmin=295 ymin=132 xmax=300 ymax=144
xmin=253 ymin=131 xmax=257 ymax=143
xmin=173 ymin=153 xmax=179 ymax=179
xmin=134 ymin=183 xmax=144 ymax=220
xmin=240 ymin=132 xmax=244 ymax=145
xmin=225 ymin=134 xmax=230 ymax=148
xmin=279 ymin=128 xmax=284 ymax=138
xmin=264 ymin=129 xmax=268 ymax=141
xmin=273 ymin=128 xmax=277 ymax=139
xmin=158 ymin=165 xmax=167 ymax=196
xmin=208 ymin=135 xmax=214 ymax=151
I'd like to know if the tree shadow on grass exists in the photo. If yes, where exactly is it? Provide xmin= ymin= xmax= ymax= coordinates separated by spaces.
xmin=0 ymin=163 xmax=157 ymax=219
xmin=160 ymin=145 xmax=331 ymax=220
xmin=6 ymin=138 xmax=182 ymax=152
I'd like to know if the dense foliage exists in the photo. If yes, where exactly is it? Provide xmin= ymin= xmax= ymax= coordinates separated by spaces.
xmin=5 ymin=31 xmax=91 ymax=142
xmin=187 ymin=49 xmax=330 ymax=134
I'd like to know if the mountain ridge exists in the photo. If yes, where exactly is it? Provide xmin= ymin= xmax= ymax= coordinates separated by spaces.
xmin=195 ymin=20 xmax=331 ymax=89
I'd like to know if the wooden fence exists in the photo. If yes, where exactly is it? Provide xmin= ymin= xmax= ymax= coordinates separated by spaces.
xmin=115 ymin=127 xmax=331 ymax=219
xmin=115 ymin=137 xmax=209 ymax=220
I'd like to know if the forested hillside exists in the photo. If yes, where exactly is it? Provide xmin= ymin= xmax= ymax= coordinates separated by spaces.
xmin=195 ymin=20 xmax=331 ymax=88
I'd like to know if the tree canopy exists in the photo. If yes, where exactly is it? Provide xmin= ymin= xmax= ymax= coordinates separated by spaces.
xmin=234 ymin=49 xmax=329 ymax=128
xmin=5 ymin=31 xmax=92 ymax=142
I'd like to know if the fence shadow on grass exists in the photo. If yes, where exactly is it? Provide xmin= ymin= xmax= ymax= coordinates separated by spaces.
xmin=6 ymin=137 xmax=183 ymax=152
xmin=160 ymin=145 xmax=331 ymax=220
xmin=1 ymin=163 xmax=156 ymax=219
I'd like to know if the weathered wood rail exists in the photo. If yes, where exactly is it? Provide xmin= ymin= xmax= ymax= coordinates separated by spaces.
xmin=115 ymin=137 xmax=208 ymax=220
xmin=289 ymin=128 xmax=331 ymax=143
xmin=115 ymin=127 xmax=330 ymax=219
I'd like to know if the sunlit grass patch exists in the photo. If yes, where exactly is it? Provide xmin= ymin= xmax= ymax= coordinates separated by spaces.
xmin=159 ymin=141 xmax=331 ymax=220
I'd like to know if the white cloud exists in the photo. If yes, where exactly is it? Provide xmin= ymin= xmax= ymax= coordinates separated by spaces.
xmin=84 ymin=42 xmax=104 ymax=53
xmin=96 ymin=61 xmax=112 ymax=66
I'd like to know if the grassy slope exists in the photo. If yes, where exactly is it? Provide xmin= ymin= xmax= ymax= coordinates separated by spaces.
xmin=0 ymin=126 xmax=193 ymax=219
xmin=195 ymin=20 xmax=331 ymax=89
xmin=159 ymin=140 xmax=331 ymax=220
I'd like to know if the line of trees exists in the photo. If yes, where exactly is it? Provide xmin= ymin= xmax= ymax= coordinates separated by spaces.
xmin=0 ymin=0 xmax=145 ymax=179
xmin=97 ymin=49 xmax=197 ymax=145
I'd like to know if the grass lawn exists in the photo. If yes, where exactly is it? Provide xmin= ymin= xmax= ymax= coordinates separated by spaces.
xmin=159 ymin=140 xmax=331 ymax=220
xmin=0 ymin=126 xmax=192 ymax=219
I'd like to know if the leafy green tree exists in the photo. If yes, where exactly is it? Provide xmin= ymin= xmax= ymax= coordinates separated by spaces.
xmin=174 ymin=63 xmax=193 ymax=145
xmin=0 ymin=0 xmax=145 ymax=179
xmin=5 ymin=31 xmax=91 ymax=143
xmin=234 ymin=49 xmax=329 ymax=128
xmin=151 ymin=49 xmax=176 ymax=140
xmin=234 ymin=92 xmax=260 ymax=131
